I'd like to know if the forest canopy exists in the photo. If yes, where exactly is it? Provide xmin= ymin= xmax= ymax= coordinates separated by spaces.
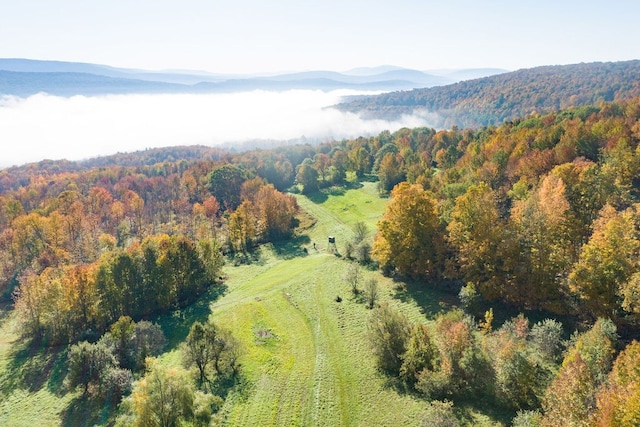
xmin=4 ymin=95 xmax=640 ymax=425
xmin=337 ymin=60 xmax=640 ymax=128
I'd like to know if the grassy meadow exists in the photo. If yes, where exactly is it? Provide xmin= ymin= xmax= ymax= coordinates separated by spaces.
xmin=0 ymin=181 xmax=508 ymax=426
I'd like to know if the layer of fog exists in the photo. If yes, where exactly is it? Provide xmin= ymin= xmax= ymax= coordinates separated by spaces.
xmin=0 ymin=90 xmax=436 ymax=168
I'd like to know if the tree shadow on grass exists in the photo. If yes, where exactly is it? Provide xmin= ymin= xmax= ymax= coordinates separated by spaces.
xmin=156 ymin=283 xmax=228 ymax=352
xmin=379 ymin=370 xmax=514 ymax=425
xmin=390 ymin=277 xmax=460 ymax=319
xmin=0 ymin=335 xmax=68 ymax=396
xmin=455 ymin=397 xmax=515 ymax=426
xmin=227 ymin=249 xmax=265 ymax=266
xmin=271 ymin=235 xmax=311 ymax=260
xmin=305 ymin=182 xmax=367 ymax=205
xmin=60 ymin=394 xmax=118 ymax=427
xmin=0 ymin=300 xmax=14 ymax=323
xmin=306 ymin=190 xmax=328 ymax=204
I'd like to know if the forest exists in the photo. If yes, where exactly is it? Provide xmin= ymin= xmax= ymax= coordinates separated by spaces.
xmin=2 ymin=96 xmax=640 ymax=425
xmin=337 ymin=60 xmax=640 ymax=128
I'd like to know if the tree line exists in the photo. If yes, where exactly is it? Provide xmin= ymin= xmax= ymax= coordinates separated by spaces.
xmin=371 ymin=99 xmax=640 ymax=326
xmin=369 ymin=303 xmax=640 ymax=425
xmin=5 ymin=98 xmax=640 ymax=326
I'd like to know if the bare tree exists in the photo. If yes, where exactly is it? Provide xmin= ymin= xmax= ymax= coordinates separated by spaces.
xmin=365 ymin=278 xmax=379 ymax=309
xmin=343 ymin=263 xmax=361 ymax=295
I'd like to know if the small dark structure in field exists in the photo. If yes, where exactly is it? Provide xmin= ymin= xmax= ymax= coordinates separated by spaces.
xmin=328 ymin=236 xmax=338 ymax=254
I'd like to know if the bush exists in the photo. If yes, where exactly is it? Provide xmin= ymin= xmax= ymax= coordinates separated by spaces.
xmin=102 ymin=367 xmax=133 ymax=403
xmin=368 ymin=303 xmax=411 ymax=374
xmin=421 ymin=400 xmax=460 ymax=427
xmin=123 ymin=361 xmax=195 ymax=427
xmin=365 ymin=278 xmax=379 ymax=309
xmin=193 ymin=391 xmax=224 ymax=426
xmin=343 ymin=263 xmax=361 ymax=295
xmin=415 ymin=369 xmax=453 ymax=400
xmin=356 ymin=242 xmax=372 ymax=264
xmin=512 ymin=410 xmax=542 ymax=427
xmin=494 ymin=347 xmax=545 ymax=409
xmin=400 ymin=324 xmax=438 ymax=385
xmin=352 ymin=221 xmax=368 ymax=244
xmin=458 ymin=282 xmax=480 ymax=313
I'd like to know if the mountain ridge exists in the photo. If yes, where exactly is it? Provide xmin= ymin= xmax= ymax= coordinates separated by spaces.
xmin=336 ymin=60 xmax=640 ymax=128
xmin=0 ymin=58 xmax=505 ymax=96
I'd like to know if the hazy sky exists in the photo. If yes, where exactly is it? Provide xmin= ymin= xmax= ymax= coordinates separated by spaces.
xmin=1 ymin=0 xmax=638 ymax=73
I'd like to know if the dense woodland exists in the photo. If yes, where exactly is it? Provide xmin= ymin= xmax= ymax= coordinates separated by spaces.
xmin=338 ymin=60 xmax=640 ymax=128
xmin=3 ymin=96 xmax=640 ymax=424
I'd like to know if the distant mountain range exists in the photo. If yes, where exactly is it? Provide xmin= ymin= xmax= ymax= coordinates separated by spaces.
xmin=0 ymin=58 xmax=507 ymax=97
xmin=337 ymin=60 xmax=640 ymax=128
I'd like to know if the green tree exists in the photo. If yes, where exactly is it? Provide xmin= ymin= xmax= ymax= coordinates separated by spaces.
xmin=367 ymin=303 xmax=411 ymax=374
xmin=330 ymin=149 xmax=348 ymax=184
xmin=126 ymin=360 xmax=195 ymax=427
xmin=494 ymin=344 xmax=545 ymax=409
xmin=208 ymin=164 xmax=246 ymax=211
xmin=183 ymin=321 xmax=220 ymax=385
xmin=530 ymin=319 xmax=564 ymax=364
xmin=400 ymin=324 xmax=438 ymax=385
xmin=377 ymin=153 xmax=405 ymax=194
xmin=296 ymin=163 xmax=319 ymax=194
xmin=66 ymin=340 xmax=117 ymax=396
xmin=542 ymin=319 xmax=617 ymax=425
xmin=110 ymin=315 xmax=136 ymax=370
xmin=133 ymin=321 xmax=166 ymax=371
xmin=349 ymin=146 xmax=371 ymax=177
xmin=197 ymin=239 xmax=224 ymax=284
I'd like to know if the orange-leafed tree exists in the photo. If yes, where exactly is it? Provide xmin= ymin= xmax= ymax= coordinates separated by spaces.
xmin=447 ymin=183 xmax=509 ymax=300
xmin=254 ymin=185 xmax=298 ymax=241
xmin=227 ymin=201 xmax=256 ymax=253
xmin=594 ymin=340 xmax=640 ymax=426
xmin=509 ymin=174 xmax=573 ymax=310
xmin=373 ymin=183 xmax=446 ymax=279
xmin=569 ymin=204 xmax=640 ymax=318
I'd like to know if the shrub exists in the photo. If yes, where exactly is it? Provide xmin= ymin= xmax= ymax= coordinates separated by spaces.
xmin=368 ymin=303 xmax=411 ymax=374
xmin=421 ymin=400 xmax=460 ymax=427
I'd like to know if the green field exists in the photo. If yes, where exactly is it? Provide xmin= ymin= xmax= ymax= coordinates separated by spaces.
xmin=0 ymin=181 xmax=506 ymax=426
xmin=208 ymin=182 xmax=428 ymax=426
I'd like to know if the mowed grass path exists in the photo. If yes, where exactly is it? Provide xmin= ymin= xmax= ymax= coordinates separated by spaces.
xmin=215 ymin=182 xmax=427 ymax=426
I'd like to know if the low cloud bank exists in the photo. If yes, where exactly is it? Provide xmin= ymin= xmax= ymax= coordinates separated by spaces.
xmin=0 ymin=90 xmax=436 ymax=167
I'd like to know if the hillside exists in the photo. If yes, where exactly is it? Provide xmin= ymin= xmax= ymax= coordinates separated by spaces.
xmin=336 ymin=60 xmax=640 ymax=128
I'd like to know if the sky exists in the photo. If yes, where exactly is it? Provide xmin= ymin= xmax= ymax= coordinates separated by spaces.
xmin=1 ymin=0 xmax=638 ymax=74
xmin=1 ymin=1 xmax=639 ymax=167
